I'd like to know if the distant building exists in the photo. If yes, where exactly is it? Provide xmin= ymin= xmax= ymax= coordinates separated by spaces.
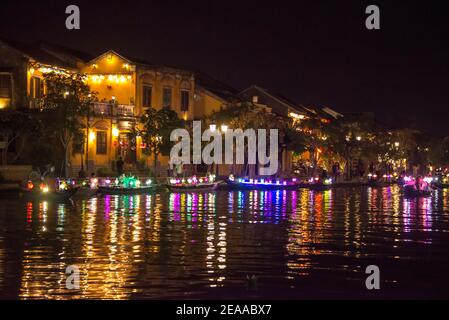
xmin=240 ymin=85 xmax=343 ymax=173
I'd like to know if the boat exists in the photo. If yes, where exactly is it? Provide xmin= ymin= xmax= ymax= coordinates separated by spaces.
xmin=74 ymin=186 xmax=98 ymax=198
xmin=402 ymin=185 xmax=431 ymax=198
xmin=70 ymin=178 xmax=99 ymax=198
xmin=401 ymin=176 xmax=433 ymax=198
xmin=97 ymin=175 xmax=155 ymax=195
xmin=167 ymin=174 xmax=219 ymax=192
xmin=226 ymin=175 xmax=301 ymax=190
xmin=20 ymin=179 xmax=79 ymax=201
xmin=367 ymin=173 xmax=380 ymax=187
xmin=307 ymin=177 xmax=333 ymax=191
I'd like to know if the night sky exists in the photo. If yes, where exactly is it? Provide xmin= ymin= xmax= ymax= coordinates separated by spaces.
xmin=1 ymin=0 xmax=448 ymax=135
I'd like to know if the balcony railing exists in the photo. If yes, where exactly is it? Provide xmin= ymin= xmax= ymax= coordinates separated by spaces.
xmin=91 ymin=102 xmax=135 ymax=118
xmin=116 ymin=104 xmax=134 ymax=117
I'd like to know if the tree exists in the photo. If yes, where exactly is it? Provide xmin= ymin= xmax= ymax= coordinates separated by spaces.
xmin=138 ymin=107 xmax=184 ymax=175
xmin=209 ymin=102 xmax=287 ymax=176
xmin=325 ymin=114 xmax=378 ymax=179
xmin=438 ymin=136 xmax=449 ymax=165
xmin=42 ymin=72 xmax=96 ymax=177
xmin=0 ymin=109 xmax=42 ymax=165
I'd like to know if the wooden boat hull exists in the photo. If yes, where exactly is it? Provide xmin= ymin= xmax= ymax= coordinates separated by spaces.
xmin=97 ymin=186 xmax=155 ymax=195
xmin=168 ymin=182 xmax=219 ymax=192
xmin=20 ymin=187 xmax=80 ymax=201
xmin=72 ymin=187 xmax=98 ymax=198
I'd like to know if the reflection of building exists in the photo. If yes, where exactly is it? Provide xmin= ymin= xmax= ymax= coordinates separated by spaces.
xmin=0 ymin=39 xmax=239 ymax=175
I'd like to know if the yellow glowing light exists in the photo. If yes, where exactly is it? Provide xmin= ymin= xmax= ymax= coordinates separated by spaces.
xmin=289 ymin=112 xmax=305 ymax=120
xmin=394 ymin=142 xmax=400 ymax=147
xmin=209 ymin=124 xmax=216 ymax=132
xmin=112 ymin=127 xmax=119 ymax=137
xmin=29 ymin=68 xmax=35 ymax=74
xmin=89 ymin=130 xmax=96 ymax=142
xmin=0 ymin=100 xmax=7 ymax=109
xmin=356 ymin=136 xmax=362 ymax=141
xmin=221 ymin=125 xmax=228 ymax=133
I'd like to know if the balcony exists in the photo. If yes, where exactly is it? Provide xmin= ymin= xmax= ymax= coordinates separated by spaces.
xmin=91 ymin=102 xmax=135 ymax=118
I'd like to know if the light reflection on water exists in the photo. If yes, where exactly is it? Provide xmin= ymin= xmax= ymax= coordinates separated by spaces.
xmin=0 ymin=185 xmax=448 ymax=299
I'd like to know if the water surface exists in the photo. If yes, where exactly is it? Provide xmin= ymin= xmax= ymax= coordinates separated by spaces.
xmin=0 ymin=186 xmax=448 ymax=299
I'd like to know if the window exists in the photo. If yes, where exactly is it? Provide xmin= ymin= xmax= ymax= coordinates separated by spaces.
xmin=162 ymin=87 xmax=172 ymax=108
xmin=30 ymin=77 xmax=43 ymax=99
xmin=252 ymin=95 xmax=258 ymax=103
xmin=96 ymin=131 xmax=107 ymax=154
xmin=142 ymin=85 xmax=152 ymax=107
xmin=0 ymin=74 xmax=12 ymax=98
xmin=181 ymin=90 xmax=189 ymax=111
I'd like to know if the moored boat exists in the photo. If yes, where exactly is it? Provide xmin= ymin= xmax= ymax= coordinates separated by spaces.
xmin=20 ymin=179 xmax=79 ymax=201
xmin=97 ymin=175 xmax=155 ymax=195
xmin=167 ymin=174 xmax=219 ymax=192
xmin=226 ymin=175 xmax=301 ymax=190
xmin=307 ymin=177 xmax=333 ymax=191
xmin=402 ymin=185 xmax=431 ymax=198
xmin=401 ymin=176 xmax=433 ymax=198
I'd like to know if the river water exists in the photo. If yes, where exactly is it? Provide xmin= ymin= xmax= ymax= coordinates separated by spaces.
xmin=0 ymin=185 xmax=448 ymax=299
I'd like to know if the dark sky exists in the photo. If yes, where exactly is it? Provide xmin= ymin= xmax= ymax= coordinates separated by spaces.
xmin=1 ymin=0 xmax=448 ymax=135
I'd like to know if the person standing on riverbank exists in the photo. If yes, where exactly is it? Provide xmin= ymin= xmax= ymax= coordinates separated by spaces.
xmin=116 ymin=157 xmax=124 ymax=176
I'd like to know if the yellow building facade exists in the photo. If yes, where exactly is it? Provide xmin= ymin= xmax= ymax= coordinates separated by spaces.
xmin=69 ymin=50 xmax=231 ymax=176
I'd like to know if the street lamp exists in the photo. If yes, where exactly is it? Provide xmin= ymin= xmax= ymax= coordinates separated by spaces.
xmin=221 ymin=124 xmax=228 ymax=133
xmin=356 ymin=136 xmax=362 ymax=141
xmin=89 ymin=130 xmax=96 ymax=142
xmin=209 ymin=124 xmax=216 ymax=132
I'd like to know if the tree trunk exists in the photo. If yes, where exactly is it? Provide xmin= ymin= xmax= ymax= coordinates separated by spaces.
xmin=85 ymin=125 xmax=89 ymax=175
xmin=153 ymin=153 xmax=158 ymax=177
xmin=64 ymin=146 xmax=69 ymax=178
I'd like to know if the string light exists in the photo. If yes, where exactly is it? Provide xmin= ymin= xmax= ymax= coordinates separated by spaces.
xmin=88 ymin=74 xmax=131 ymax=84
